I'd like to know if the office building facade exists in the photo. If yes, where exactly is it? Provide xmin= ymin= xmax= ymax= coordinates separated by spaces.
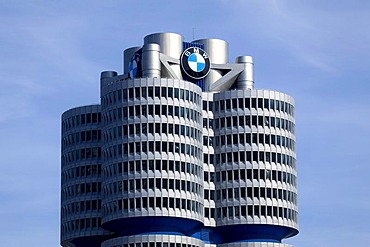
xmin=61 ymin=32 xmax=298 ymax=247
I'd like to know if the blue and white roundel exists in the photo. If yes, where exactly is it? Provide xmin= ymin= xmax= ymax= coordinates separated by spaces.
xmin=188 ymin=53 xmax=206 ymax=72
xmin=128 ymin=53 xmax=142 ymax=79
xmin=180 ymin=47 xmax=211 ymax=80
xmin=129 ymin=60 xmax=137 ymax=78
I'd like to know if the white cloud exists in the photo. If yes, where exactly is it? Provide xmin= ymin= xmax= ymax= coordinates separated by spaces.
xmin=222 ymin=0 xmax=370 ymax=75
xmin=0 ymin=7 xmax=103 ymax=123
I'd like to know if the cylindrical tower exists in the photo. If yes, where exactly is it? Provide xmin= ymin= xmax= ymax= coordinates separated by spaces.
xmin=61 ymin=105 xmax=110 ymax=247
xmin=100 ymin=77 xmax=204 ymax=237
xmin=144 ymin=32 xmax=184 ymax=79
xmin=61 ymin=32 xmax=299 ymax=247
xmin=235 ymin=56 xmax=254 ymax=90
xmin=213 ymin=89 xmax=298 ymax=243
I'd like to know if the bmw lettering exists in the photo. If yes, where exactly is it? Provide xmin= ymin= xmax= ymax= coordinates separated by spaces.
xmin=180 ymin=47 xmax=211 ymax=79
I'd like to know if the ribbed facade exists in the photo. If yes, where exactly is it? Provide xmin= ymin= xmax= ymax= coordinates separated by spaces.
xmin=61 ymin=32 xmax=298 ymax=247
xmin=61 ymin=105 xmax=111 ymax=247
xmin=101 ymin=235 xmax=204 ymax=247
xmin=100 ymin=78 xmax=204 ymax=235
xmin=212 ymin=90 xmax=297 ymax=242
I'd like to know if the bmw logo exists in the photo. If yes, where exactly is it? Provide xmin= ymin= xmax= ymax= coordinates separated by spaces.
xmin=128 ymin=53 xmax=141 ymax=79
xmin=180 ymin=47 xmax=211 ymax=79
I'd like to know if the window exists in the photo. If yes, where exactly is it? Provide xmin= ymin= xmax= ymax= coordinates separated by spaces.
xmin=168 ymin=88 xmax=173 ymax=98
xmin=251 ymin=98 xmax=256 ymax=108
xmin=129 ymin=88 xmax=134 ymax=100
xmin=135 ymin=87 xmax=140 ymax=99
xmin=148 ymin=87 xmax=153 ymax=98
xmin=258 ymin=98 xmax=263 ymax=109
xmin=155 ymin=87 xmax=160 ymax=98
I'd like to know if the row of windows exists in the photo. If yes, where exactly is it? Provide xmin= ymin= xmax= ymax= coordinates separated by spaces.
xmin=63 ymin=147 xmax=101 ymax=164
xmin=103 ymin=178 xmax=202 ymax=196
xmin=61 ymin=217 xmax=101 ymax=235
xmin=63 ymin=147 xmax=102 ymax=164
xmin=204 ymin=189 xmax=215 ymax=201
xmin=119 ymin=141 xmax=202 ymax=159
xmin=101 ymin=157 xmax=295 ymax=183
xmin=61 ymin=178 xmax=295 ymax=203
xmin=106 ymin=240 xmax=199 ymax=247
xmin=203 ymin=171 xmax=215 ymax=184
xmin=216 ymin=205 xmax=298 ymax=222
xmin=62 ymin=130 xmax=101 ymax=147
xmin=215 ymin=115 xmax=295 ymax=134
xmin=62 ymin=182 xmax=102 ymax=199
xmin=102 ymin=86 xmax=202 ymax=107
xmin=103 ymin=197 xmax=202 ymax=215
xmin=60 ymin=189 xmax=296 ymax=219
xmin=215 ymin=151 xmax=296 ymax=170
xmin=104 ymin=110 xmax=294 ymax=134
xmin=104 ymin=123 xmax=202 ymax=142
xmin=213 ymin=98 xmax=294 ymax=116
xmin=62 ymin=135 xmax=294 ymax=164
xmin=204 ymin=207 xmax=215 ymax=219
xmin=62 ymin=112 xmax=101 ymax=130
xmin=202 ymin=118 xmax=214 ymax=130
xmin=102 ymin=201 xmax=297 ymax=222
xmin=203 ymin=154 xmax=215 ymax=166
xmin=216 ymin=169 xmax=297 ymax=187
xmin=203 ymin=136 xmax=214 ymax=148
xmin=62 ymin=164 xmax=102 ymax=182
xmin=104 ymin=105 xmax=202 ymax=125
xmin=215 ymin=133 xmax=295 ymax=151
xmin=216 ymin=187 xmax=297 ymax=205
xmin=103 ymin=160 xmax=202 ymax=177
xmin=61 ymin=199 xmax=101 ymax=217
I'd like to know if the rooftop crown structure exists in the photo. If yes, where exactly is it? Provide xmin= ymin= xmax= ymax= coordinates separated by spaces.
xmin=61 ymin=32 xmax=298 ymax=247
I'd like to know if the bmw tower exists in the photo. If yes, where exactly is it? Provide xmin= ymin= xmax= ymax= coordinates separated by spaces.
xmin=61 ymin=32 xmax=298 ymax=247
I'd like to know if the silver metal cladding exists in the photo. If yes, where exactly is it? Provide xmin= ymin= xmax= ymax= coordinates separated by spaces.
xmin=144 ymin=32 xmax=184 ymax=58
xmin=144 ymin=32 xmax=184 ymax=79
xmin=235 ymin=56 xmax=254 ymax=90
xmin=192 ymin=38 xmax=229 ymax=91
xmin=192 ymin=38 xmax=229 ymax=64
xmin=61 ymin=32 xmax=299 ymax=247
xmin=142 ymin=43 xmax=161 ymax=78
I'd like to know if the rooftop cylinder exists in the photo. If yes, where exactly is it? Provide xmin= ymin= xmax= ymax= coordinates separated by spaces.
xmin=192 ymin=38 xmax=229 ymax=91
xmin=144 ymin=32 xmax=184 ymax=79
xmin=142 ymin=43 xmax=161 ymax=78
xmin=235 ymin=56 xmax=254 ymax=90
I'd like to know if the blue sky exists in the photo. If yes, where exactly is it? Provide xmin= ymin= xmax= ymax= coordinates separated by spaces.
xmin=0 ymin=0 xmax=369 ymax=246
